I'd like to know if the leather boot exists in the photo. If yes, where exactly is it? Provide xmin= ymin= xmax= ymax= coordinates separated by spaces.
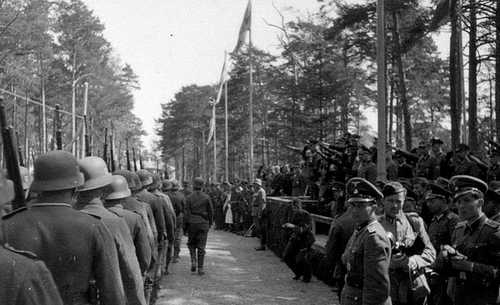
xmin=197 ymin=250 xmax=205 ymax=275
xmin=189 ymin=248 xmax=197 ymax=272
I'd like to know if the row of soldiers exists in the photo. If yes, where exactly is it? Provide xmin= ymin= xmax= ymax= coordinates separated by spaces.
xmin=324 ymin=174 xmax=500 ymax=305
xmin=0 ymin=150 xmax=203 ymax=305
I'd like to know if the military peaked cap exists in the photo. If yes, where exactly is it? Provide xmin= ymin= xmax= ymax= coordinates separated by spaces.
xmin=346 ymin=177 xmax=383 ymax=203
xmin=382 ymin=181 xmax=406 ymax=197
xmin=425 ymin=182 xmax=452 ymax=200
xmin=450 ymin=175 xmax=488 ymax=200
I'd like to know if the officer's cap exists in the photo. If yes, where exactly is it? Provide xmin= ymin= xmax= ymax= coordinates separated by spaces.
xmin=450 ymin=175 xmax=488 ymax=200
xmin=346 ymin=177 xmax=383 ymax=203
xmin=425 ymin=182 xmax=451 ymax=200
xmin=382 ymin=181 xmax=406 ymax=197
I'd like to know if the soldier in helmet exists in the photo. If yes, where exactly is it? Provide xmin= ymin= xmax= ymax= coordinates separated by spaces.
xmin=0 ymin=168 xmax=63 ymax=305
xmin=135 ymin=169 xmax=167 ymax=304
xmin=114 ymin=170 xmax=157 ymax=303
xmin=184 ymin=177 xmax=213 ymax=275
xmin=76 ymin=156 xmax=146 ymax=305
xmin=105 ymin=175 xmax=152 ymax=275
xmin=150 ymin=173 xmax=176 ymax=275
xmin=2 ymin=150 xmax=126 ymax=305
xmin=340 ymin=177 xmax=391 ymax=305
xmin=435 ymin=175 xmax=500 ymax=305
xmin=167 ymin=179 xmax=186 ymax=263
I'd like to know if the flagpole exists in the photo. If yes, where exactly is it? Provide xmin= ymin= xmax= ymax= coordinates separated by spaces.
xmin=248 ymin=21 xmax=254 ymax=182
xmin=376 ymin=0 xmax=387 ymax=180
xmin=213 ymin=102 xmax=217 ymax=183
xmin=224 ymin=79 xmax=229 ymax=182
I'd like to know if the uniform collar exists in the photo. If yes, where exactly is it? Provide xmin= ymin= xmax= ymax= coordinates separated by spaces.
xmin=433 ymin=209 xmax=449 ymax=222
xmin=30 ymin=202 xmax=72 ymax=208
xmin=466 ymin=213 xmax=486 ymax=232
xmin=383 ymin=212 xmax=404 ymax=224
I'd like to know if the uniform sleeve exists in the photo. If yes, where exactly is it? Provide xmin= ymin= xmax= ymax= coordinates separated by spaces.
xmin=362 ymin=232 xmax=391 ymax=305
xmin=18 ymin=261 xmax=64 ymax=305
xmin=93 ymin=222 xmax=127 ymax=305
xmin=134 ymin=216 xmax=152 ymax=274
xmin=151 ymin=199 xmax=167 ymax=241
xmin=161 ymin=198 xmax=175 ymax=242
xmin=409 ymin=216 xmax=436 ymax=270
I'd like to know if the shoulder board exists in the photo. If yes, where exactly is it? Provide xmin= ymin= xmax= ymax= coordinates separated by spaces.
xmin=485 ymin=219 xmax=500 ymax=229
xmin=82 ymin=211 xmax=102 ymax=220
xmin=1 ymin=206 xmax=27 ymax=219
xmin=3 ymin=243 xmax=38 ymax=259
xmin=366 ymin=221 xmax=379 ymax=234
xmin=108 ymin=208 xmax=125 ymax=218
xmin=455 ymin=221 xmax=467 ymax=229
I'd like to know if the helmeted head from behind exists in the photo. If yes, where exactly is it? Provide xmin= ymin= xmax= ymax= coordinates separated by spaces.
xmin=105 ymin=175 xmax=132 ymax=201
xmin=30 ymin=150 xmax=83 ymax=193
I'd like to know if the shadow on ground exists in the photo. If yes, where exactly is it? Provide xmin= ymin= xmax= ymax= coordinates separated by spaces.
xmin=158 ymin=230 xmax=338 ymax=305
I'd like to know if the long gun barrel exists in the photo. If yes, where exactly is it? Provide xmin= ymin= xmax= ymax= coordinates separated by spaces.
xmin=126 ymin=139 xmax=131 ymax=171
xmin=132 ymin=147 xmax=137 ymax=171
xmin=0 ymin=98 xmax=25 ymax=209
xmin=110 ymin=133 xmax=116 ymax=172
xmin=103 ymin=128 xmax=108 ymax=168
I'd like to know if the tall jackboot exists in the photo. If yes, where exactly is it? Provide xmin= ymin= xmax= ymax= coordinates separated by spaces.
xmin=189 ymin=248 xmax=197 ymax=273
xmin=197 ymin=249 xmax=205 ymax=275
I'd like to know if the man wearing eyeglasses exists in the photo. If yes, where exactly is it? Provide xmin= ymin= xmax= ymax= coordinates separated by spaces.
xmin=435 ymin=175 xmax=500 ymax=305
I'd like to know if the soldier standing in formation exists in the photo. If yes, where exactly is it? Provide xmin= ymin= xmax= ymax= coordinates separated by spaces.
xmin=76 ymin=156 xmax=146 ymax=305
xmin=2 ymin=151 xmax=126 ymax=305
xmin=184 ymin=177 xmax=213 ymax=275
xmin=105 ymin=175 xmax=152 ymax=277
xmin=0 ymin=169 xmax=64 ymax=305
xmin=340 ymin=177 xmax=392 ymax=305
xmin=168 ymin=180 xmax=186 ymax=263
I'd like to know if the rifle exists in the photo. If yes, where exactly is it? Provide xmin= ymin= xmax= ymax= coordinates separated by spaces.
xmin=139 ymin=151 xmax=144 ymax=169
xmin=110 ymin=132 xmax=116 ymax=172
xmin=132 ymin=147 xmax=138 ymax=171
xmin=0 ymin=98 xmax=25 ymax=209
xmin=55 ymin=104 xmax=62 ymax=150
xmin=126 ymin=138 xmax=131 ymax=171
xmin=103 ymin=128 xmax=108 ymax=168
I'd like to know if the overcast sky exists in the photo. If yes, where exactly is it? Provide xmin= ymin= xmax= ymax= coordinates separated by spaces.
xmin=82 ymin=0 xmax=449 ymax=148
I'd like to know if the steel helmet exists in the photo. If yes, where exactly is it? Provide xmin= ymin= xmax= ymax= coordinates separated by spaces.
xmin=150 ymin=173 xmax=162 ymax=190
xmin=113 ymin=170 xmax=137 ymax=191
xmin=30 ymin=150 xmax=83 ymax=192
xmin=131 ymin=172 xmax=143 ymax=190
xmin=171 ymin=180 xmax=180 ymax=190
xmin=193 ymin=177 xmax=204 ymax=189
xmin=0 ymin=170 xmax=14 ymax=205
xmin=137 ymin=170 xmax=153 ymax=187
xmin=162 ymin=180 xmax=173 ymax=191
xmin=105 ymin=175 xmax=131 ymax=200
xmin=78 ymin=157 xmax=113 ymax=192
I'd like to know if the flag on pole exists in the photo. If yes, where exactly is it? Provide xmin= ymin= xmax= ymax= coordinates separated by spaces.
xmin=232 ymin=0 xmax=252 ymax=54
xmin=207 ymin=52 xmax=230 ymax=144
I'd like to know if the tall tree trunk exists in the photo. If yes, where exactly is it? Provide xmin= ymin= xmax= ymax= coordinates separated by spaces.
xmin=389 ymin=78 xmax=394 ymax=144
xmin=450 ymin=0 xmax=462 ymax=149
xmin=468 ymin=0 xmax=478 ymax=150
xmin=496 ymin=0 xmax=500 ymax=140
xmin=392 ymin=11 xmax=412 ymax=150
xmin=341 ymin=42 xmax=349 ymax=135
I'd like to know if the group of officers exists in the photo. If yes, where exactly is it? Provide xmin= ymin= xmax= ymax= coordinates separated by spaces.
xmin=333 ymin=174 xmax=500 ymax=305
xmin=0 ymin=149 xmax=214 ymax=305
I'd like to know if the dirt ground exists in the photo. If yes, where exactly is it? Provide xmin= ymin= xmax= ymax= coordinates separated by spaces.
xmin=157 ymin=230 xmax=338 ymax=305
